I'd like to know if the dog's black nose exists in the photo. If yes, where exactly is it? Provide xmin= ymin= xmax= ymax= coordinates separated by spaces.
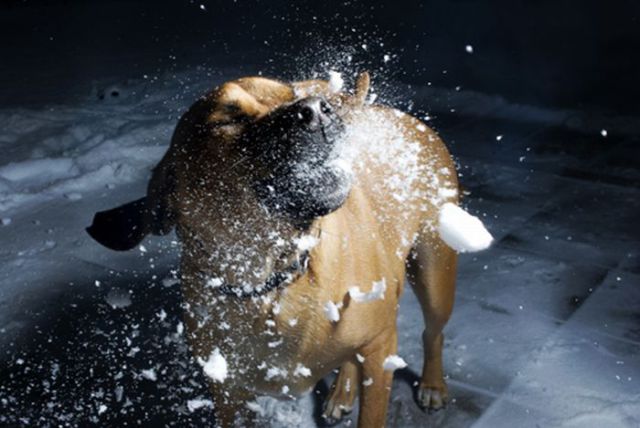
xmin=296 ymin=97 xmax=334 ymax=130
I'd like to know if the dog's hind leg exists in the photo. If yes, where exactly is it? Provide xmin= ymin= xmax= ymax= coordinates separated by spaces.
xmin=322 ymin=360 xmax=359 ymax=425
xmin=407 ymin=236 xmax=457 ymax=411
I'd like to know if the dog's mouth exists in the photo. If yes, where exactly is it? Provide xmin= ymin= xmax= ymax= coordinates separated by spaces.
xmin=245 ymin=96 xmax=353 ymax=221
xmin=255 ymin=157 xmax=353 ymax=220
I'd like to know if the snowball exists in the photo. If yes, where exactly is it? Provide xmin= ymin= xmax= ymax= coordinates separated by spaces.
xmin=328 ymin=71 xmax=344 ymax=94
xmin=601 ymin=129 xmax=608 ymax=137
xmin=465 ymin=45 xmax=474 ymax=54
xmin=437 ymin=203 xmax=493 ymax=253
xmin=295 ymin=234 xmax=319 ymax=252
xmin=198 ymin=348 xmax=228 ymax=383
xmin=382 ymin=355 xmax=407 ymax=372
xmin=348 ymin=278 xmax=386 ymax=303
xmin=187 ymin=398 xmax=213 ymax=412
xmin=323 ymin=301 xmax=341 ymax=322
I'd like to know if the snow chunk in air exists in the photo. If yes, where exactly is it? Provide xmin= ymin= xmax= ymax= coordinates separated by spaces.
xmin=295 ymin=234 xmax=319 ymax=252
xmin=323 ymin=301 xmax=341 ymax=322
xmin=328 ymin=71 xmax=344 ymax=94
xmin=382 ymin=355 xmax=407 ymax=372
xmin=348 ymin=278 xmax=386 ymax=303
xmin=141 ymin=368 xmax=157 ymax=381
xmin=438 ymin=203 xmax=493 ymax=253
xmin=198 ymin=348 xmax=228 ymax=383
xmin=293 ymin=363 xmax=312 ymax=378
xmin=187 ymin=398 xmax=213 ymax=412
xmin=205 ymin=277 xmax=223 ymax=288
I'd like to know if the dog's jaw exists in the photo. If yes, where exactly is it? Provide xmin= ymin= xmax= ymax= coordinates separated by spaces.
xmin=254 ymin=160 xmax=353 ymax=221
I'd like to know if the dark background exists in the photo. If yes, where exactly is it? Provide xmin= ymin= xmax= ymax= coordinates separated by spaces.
xmin=1 ymin=0 xmax=639 ymax=115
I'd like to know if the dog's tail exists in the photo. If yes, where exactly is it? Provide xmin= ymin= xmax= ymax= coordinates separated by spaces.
xmin=86 ymin=197 xmax=150 ymax=251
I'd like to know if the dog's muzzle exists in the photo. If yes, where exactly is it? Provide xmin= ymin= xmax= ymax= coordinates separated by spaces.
xmin=248 ymin=96 xmax=352 ymax=222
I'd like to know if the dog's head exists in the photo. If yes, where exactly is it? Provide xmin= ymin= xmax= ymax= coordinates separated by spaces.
xmin=203 ymin=74 xmax=369 ymax=224
xmin=86 ymin=74 xmax=370 ymax=254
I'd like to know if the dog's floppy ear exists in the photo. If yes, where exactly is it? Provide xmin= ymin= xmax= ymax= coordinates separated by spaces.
xmin=87 ymin=153 xmax=176 ymax=251
xmin=86 ymin=197 xmax=149 ymax=251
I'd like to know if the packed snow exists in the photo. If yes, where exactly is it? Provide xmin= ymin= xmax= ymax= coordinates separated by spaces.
xmin=323 ymin=301 xmax=341 ymax=322
xmin=327 ymin=70 xmax=344 ymax=94
xmin=382 ymin=354 xmax=408 ymax=372
xmin=348 ymin=278 xmax=387 ymax=303
xmin=294 ymin=234 xmax=319 ymax=252
xmin=437 ymin=202 xmax=493 ymax=252
xmin=198 ymin=348 xmax=228 ymax=383
xmin=293 ymin=363 xmax=312 ymax=378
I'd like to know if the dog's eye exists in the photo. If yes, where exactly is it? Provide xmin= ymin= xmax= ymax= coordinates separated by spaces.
xmin=225 ymin=104 xmax=242 ymax=115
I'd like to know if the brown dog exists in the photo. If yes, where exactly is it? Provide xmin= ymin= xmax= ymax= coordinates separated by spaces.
xmin=87 ymin=72 xmax=458 ymax=427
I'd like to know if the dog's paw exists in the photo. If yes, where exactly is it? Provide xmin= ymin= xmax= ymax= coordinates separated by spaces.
xmin=321 ymin=396 xmax=354 ymax=426
xmin=416 ymin=383 xmax=448 ymax=412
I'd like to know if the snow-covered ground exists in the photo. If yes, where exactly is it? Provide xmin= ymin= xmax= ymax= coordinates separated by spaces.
xmin=0 ymin=68 xmax=638 ymax=427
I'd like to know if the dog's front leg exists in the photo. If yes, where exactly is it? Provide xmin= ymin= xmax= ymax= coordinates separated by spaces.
xmin=211 ymin=385 xmax=256 ymax=428
xmin=357 ymin=330 xmax=397 ymax=428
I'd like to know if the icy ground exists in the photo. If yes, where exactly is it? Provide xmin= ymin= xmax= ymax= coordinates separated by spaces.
xmin=0 ymin=69 xmax=639 ymax=427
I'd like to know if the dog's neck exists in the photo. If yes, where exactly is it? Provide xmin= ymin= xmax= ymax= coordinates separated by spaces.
xmin=178 ymin=194 xmax=320 ymax=295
